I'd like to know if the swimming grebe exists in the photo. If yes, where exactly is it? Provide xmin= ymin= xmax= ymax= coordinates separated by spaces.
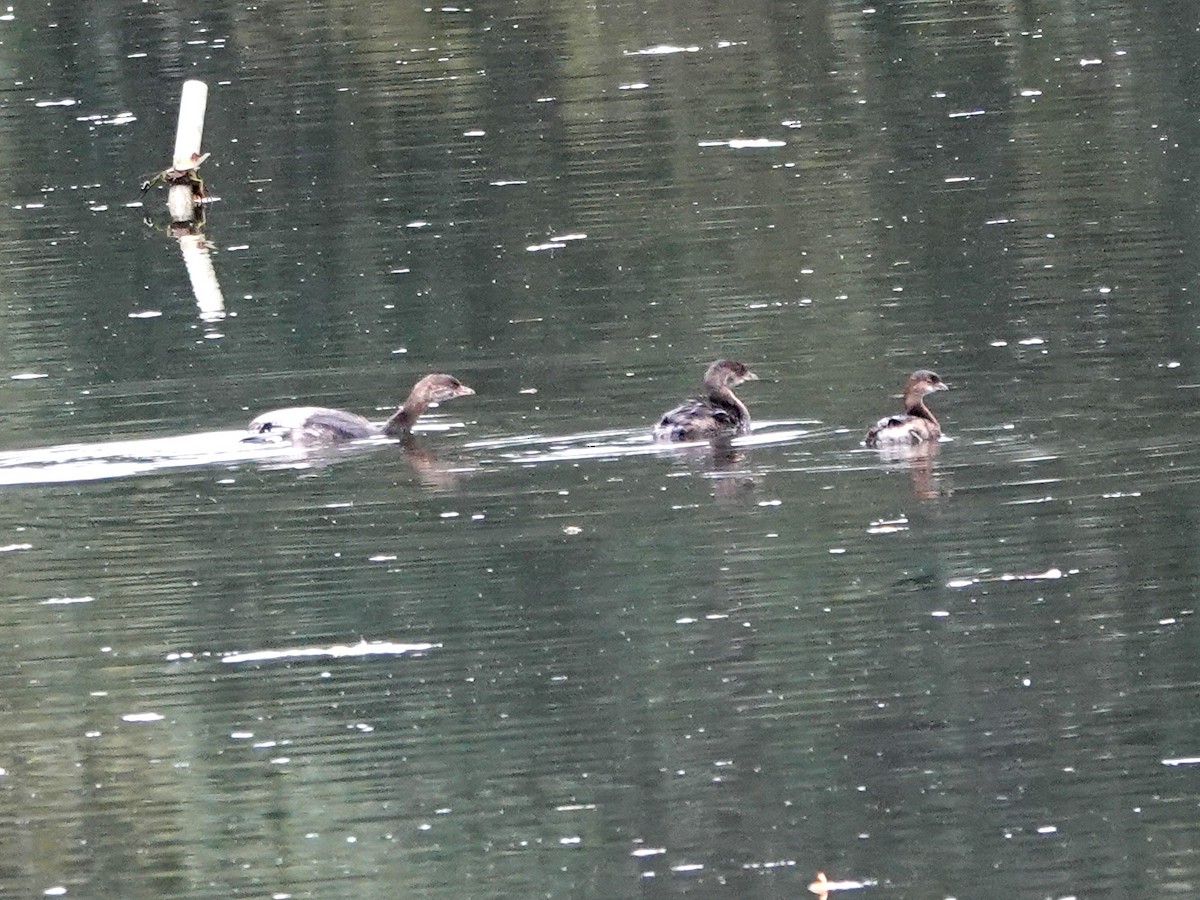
xmin=863 ymin=369 xmax=948 ymax=448
xmin=248 ymin=373 xmax=474 ymax=444
xmin=653 ymin=359 xmax=759 ymax=441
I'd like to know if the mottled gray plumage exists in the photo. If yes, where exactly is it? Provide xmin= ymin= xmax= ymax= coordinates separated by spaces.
xmin=248 ymin=373 xmax=474 ymax=444
xmin=864 ymin=370 xmax=948 ymax=448
xmin=654 ymin=360 xmax=759 ymax=442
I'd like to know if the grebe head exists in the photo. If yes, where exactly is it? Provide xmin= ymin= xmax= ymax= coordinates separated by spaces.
xmin=413 ymin=373 xmax=475 ymax=404
xmin=705 ymin=359 xmax=759 ymax=389
xmin=904 ymin=370 xmax=948 ymax=400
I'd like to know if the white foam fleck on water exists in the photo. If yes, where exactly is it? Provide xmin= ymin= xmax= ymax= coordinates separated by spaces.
xmin=121 ymin=712 xmax=164 ymax=723
xmin=76 ymin=111 xmax=136 ymax=126
xmin=698 ymin=138 xmax=786 ymax=149
xmin=1001 ymin=567 xmax=1063 ymax=581
xmin=625 ymin=45 xmax=699 ymax=56
xmin=740 ymin=858 xmax=796 ymax=870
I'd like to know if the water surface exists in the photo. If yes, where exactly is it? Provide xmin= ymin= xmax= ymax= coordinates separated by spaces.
xmin=2 ymin=1 xmax=1199 ymax=897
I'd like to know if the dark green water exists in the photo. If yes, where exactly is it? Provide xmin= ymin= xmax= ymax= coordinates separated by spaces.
xmin=2 ymin=1 xmax=1199 ymax=897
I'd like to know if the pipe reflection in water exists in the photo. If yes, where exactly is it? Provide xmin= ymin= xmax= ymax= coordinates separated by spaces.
xmin=178 ymin=232 xmax=226 ymax=324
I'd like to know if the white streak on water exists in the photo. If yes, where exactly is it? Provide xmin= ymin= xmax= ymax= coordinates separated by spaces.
xmin=222 ymin=640 xmax=440 ymax=664
xmin=697 ymin=138 xmax=786 ymax=149
xmin=1162 ymin=756 xmax=1200 ymax=766
xmin=625 ymin=45 xmax=699 ymax=56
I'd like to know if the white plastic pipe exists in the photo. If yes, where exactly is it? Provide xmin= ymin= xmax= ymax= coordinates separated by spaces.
xmin=172 ymin=80 xmax=208 ymax=171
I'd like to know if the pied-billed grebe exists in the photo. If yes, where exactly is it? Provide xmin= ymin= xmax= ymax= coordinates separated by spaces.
xmin=248 ymin=373 xmax=474 ymax=444
xmin=653 ymin=359 xmax=759 ymax=441
xmin=863 ymin=370 xmax=948 ymax=448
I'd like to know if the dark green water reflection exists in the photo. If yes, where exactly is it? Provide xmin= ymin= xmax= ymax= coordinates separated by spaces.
xmin=2 ymin=1 xmax=1199 ymax=897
